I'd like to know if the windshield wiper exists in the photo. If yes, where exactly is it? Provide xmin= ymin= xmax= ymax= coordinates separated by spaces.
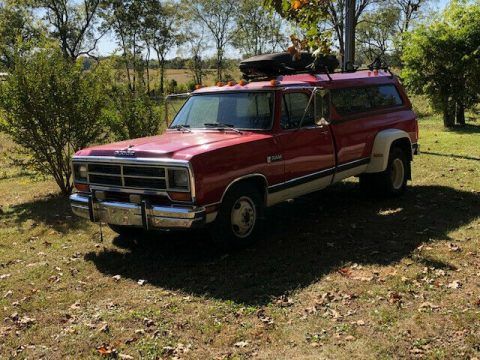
xmin=170 ymin=124 xmax=191 ymax=132
xmin=204 ymin=123 xmax=242 ymax=134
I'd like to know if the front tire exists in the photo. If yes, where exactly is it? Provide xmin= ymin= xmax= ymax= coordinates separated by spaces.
xmin=210 ymin=183 xmax=263 ymax=249
xmin=360 ymin=147 xmax=409 ymax=196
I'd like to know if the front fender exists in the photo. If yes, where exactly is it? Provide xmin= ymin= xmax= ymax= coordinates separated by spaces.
xmin=366 ymin=129 xmax=411 ymax=173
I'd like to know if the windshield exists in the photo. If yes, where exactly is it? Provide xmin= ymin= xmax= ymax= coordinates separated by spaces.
xmin=169 ymin=92 xmax=274 ymax=130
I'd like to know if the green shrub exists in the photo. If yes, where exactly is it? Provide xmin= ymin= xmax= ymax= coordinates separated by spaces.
xmin=0 ymin=48 xmax=111 ymax=195
xmin=108 ymin=84 xmax=162 ymax=140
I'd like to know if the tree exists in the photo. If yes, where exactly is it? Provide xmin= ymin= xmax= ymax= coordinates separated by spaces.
xmin=233 ymin=0 xmax=287 ymax=57
xmin=102 ymin=0 xmax=145 ymax=92
xmin=356 ymin=6 xmax=400 ymax=63
xmin=142 ymin=0 xmax=181 ymax=94
xmin=393 ymin=0 xmax=425 ymax=34
xmin=323 ymin=0 xmax=378 ymax=62
xmin=34 ymin=0 xmax=103 ymax=61
xmin=181 ymin=27 xmax=208 ymax=85
xmin=265 ymin=0 xmax=331 ymax=53
xmin=0 ymin=48 xmax=111 ymax=194
xmin=186 ymin=0 xmax=239 ymax=81
xmin=0 ymin=2 xmax=43 ymax=70
xmin=402 ymin=1 xmax=480 ymax=127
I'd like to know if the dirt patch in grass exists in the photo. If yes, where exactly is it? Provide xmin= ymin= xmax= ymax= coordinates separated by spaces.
xmin=0 ymin=118 xmax=479 ymax=359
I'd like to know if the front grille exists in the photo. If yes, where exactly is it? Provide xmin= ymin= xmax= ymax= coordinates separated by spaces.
xmin=85 ymin=163 xmax=172 ymax=191
xmin=124 ymin=177 xmax=167 ymax=189
xmin=89 ymin=164 xmax=121 ymax=175
xmin=89 ymin=174 xmax=122 ymax=186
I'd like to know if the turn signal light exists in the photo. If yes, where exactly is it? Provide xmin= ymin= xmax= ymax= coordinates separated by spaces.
xmin=238 ymin=79 xmax=247 ymax=86
xmin=216 ymin=82 xmax=224 ymax=87
xmin=168 ymin=191 xmax=192 ymax=202
xmin=227 ymin=81 xmax=236 ymax=86
xmin=74 ymin=183 xmax=90 ymax=193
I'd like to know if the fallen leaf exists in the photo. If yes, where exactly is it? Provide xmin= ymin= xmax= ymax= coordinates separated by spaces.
xmin=338 ymin=267 xmax=352 ymax=277
xmin=448 ymin=243 xmax=461 ymax=252
xmin=419 ymin=302 xmax=439 ymax=311
xmin=70 ymin=301 xmax=81 ymax=310
xmin=234 ymin=340 xmax=249 ymax=348
xmin=345 ymin=335 xmax=356 ymax=341
xmin=0 ymin=274 xmax=11 ymax=280
xmin=99 ymin=323 xmax=109 ymax=333
xmin=276 ymin=294 xmax=294 ymax=307
xmin=137 ymin=279 xmax=146 ymax=286
xmin=143 ymin=318 xmax=155 ymax=327
xmin=119 ymin=354 xmax=134 ymax=360
xmin=447 ymin=280 xmax=462 ymax=289
xmin=112 ymin=275 xmax=121 ymax=281
xmin=388 ymin=292 xmax=403 ymax=304
xmin=97 ymin=344 xmax=116 ymax=356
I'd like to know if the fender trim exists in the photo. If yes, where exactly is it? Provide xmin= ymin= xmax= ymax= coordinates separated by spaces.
xmin=219 ymin=173 xmax=269 ymax=205
xmin=366 ymin=129 xmax=412 ymax=173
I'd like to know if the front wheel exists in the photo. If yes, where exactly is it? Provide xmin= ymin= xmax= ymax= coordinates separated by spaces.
xmin=360 ymin=147 xmax=409 ymax=196
xmin=210 ymin=183 xmax=263 ymax=249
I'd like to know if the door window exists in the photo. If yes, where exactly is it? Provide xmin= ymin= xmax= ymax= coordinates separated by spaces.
xmin=281 ymin=92 xmax=314 ymax=129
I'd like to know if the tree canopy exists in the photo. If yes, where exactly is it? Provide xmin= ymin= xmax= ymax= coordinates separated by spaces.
xmin=402 ymin=0 xmax=480 ymax=127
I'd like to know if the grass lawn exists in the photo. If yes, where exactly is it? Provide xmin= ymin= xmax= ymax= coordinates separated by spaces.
xmin=0 ymin=114 xmax=479 ymax=359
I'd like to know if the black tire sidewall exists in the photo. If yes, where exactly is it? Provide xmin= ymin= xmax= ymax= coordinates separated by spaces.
xmin=211 ymin=183 xmax=263 ymax=249
xmin=384 ymin=147 xmax=408 ymax=195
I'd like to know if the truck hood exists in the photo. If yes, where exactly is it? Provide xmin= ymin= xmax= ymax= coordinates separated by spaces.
xmin=75 ymin=130 xmax=272 ymax=160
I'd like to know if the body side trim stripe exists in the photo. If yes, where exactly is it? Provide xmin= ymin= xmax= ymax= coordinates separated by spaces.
xmin=268 ymin=157 xmax=371 ymax=194
xmin=268 ymin=167 xmax=335 ymax=193
xmin=336 ymin=157 xmax=370 ymax=172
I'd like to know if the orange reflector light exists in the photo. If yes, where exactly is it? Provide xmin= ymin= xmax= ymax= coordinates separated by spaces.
xmin=216 ymin=82 xmax=224 ymax=87
xmin=195 ymin=84 xmax=203 ymax=90
xmin=75 ymin=183 xmax=90 ymax=193
xmin=168 ymin=192 xmax=192 ymax=202
xmin=373 ymin=69 xmax=379 ymax=76
xmin=270 ymin=79 xmax=280 ymax=86
xmin=227 ymin=81 xmax=236 ymax=86
xmin=239 ymin=79 xmax=247 ymax=86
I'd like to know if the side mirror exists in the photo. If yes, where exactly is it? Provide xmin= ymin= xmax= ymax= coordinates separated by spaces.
xmin=314 ymin=88 xmax=331 ymax=126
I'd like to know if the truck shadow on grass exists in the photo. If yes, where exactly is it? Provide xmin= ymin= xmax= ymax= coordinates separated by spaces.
xmin=85 ymin=184 xmax=480 ymax=306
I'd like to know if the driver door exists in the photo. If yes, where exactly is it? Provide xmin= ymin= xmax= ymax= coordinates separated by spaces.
xmin=270 ymin=89 xmax=335 ymax=198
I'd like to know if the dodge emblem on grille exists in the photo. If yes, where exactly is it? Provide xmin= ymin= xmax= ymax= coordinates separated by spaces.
xmin=114 ymin=149 xmax=136 ymax=157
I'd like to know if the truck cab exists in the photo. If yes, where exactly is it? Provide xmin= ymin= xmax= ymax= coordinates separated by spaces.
xmin=70 ymin=62 xmax=419 ymax=248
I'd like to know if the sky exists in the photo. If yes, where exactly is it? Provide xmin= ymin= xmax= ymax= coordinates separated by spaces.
xmin=95 ymin=0 xmax=451 ymax=59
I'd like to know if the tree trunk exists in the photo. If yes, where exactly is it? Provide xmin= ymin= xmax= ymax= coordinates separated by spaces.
xmin=443 ymin=105 xmax=455 ymax=128
xmin=216 ymin=41 xmax=223 ymax=82
xmin=160 ymin=56 xmax=165 ymax=95
xmin=456 ymin=101 xmax=465 ymax=125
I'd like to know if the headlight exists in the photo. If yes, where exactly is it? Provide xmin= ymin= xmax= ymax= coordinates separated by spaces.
xmin=169 ymin=168 xmax=189 ymax=189
xmin=74 ymin=164 xmax=88 ymax=181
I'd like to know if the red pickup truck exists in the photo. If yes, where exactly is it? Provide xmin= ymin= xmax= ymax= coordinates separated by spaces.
xmin=70 ymin=66 xmax=419 ymax=247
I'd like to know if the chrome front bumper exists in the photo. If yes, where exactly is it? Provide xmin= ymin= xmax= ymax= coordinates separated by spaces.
xmin=70 ymin=193 xmax=206 ymax=229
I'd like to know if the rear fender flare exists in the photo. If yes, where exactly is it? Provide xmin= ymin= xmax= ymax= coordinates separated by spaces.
xmin=366 ymin=129 xmax=412 ymax=173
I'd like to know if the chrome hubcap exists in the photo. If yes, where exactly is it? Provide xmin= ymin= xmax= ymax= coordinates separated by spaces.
xmin=391 ymin=158 xmax=405 ymax=190
xmin=231 ymin=196 xmax=256 ymax=238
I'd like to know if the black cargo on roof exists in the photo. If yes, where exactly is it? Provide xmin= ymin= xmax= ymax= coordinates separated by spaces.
xmin=239 ymin=52 xmax=339 ymax=80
